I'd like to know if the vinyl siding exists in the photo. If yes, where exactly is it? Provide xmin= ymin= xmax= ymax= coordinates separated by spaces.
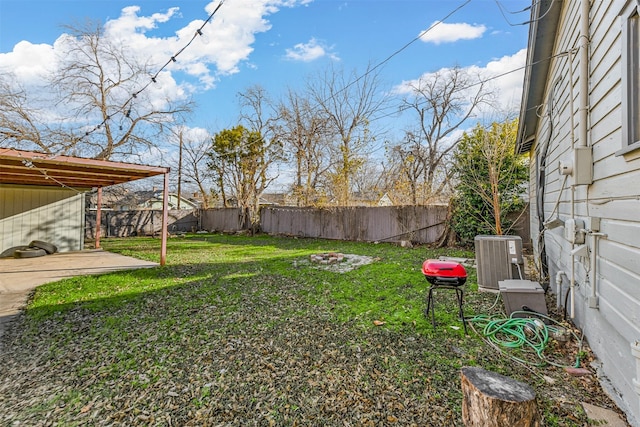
xmin=526 ymin=1 xmax=640 ymax=424
xmin=0 ymin=185 xmax=84 ymax=254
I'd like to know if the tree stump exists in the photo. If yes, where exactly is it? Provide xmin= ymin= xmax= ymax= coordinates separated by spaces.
xmin=461 ymin=366 xmax=540 ymax=427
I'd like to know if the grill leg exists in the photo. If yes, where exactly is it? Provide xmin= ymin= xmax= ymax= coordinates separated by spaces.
xmin=455 ymin=287 xmax=467 ymax=334
xmin=424 ymin=285 xmax=467 ymax=334
xmin=425 ymin=286 xmax=436 ymax=330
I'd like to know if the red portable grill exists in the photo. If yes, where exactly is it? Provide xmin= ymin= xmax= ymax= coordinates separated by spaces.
xmin=421 ymin=259 xmax=467 ymax=287
xmin=422 ymin=259 xmax=467 ymax=333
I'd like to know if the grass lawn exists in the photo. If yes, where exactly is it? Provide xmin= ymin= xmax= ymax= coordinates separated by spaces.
xmin=0 ymin=233 xmax=621 ymax=426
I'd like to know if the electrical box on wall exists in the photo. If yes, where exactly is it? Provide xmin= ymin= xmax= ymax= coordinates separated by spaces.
xmin=564 ymin=218 xmax=586 ymax=244
xmin=573 ymin=146 xmax=593 ymax=185
xmin=559 ymin=160 xmax=573 ymax=175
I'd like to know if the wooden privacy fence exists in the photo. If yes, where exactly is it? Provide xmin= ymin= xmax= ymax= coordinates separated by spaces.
xmin=260 ymin=205 xmax=448 ymax=244
xmin=200 ymin=208 xmax=248 ymax=232
xmin=86 ymin=208 xmax=246 ymax=238
xmin=85 ymin=204 xmax=530 ymax=246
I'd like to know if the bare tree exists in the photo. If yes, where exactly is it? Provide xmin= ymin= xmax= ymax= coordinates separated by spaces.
xmin=0 ymin=78 xmax=59 ymax=152
xmin=385 ymin=132 xmax=428 ymax=205
xmin=170 ymin=127 xmax=216 ymax=208
xmin=307 ymin=64 xmax=387 ymax=206
xmin=238 ymin=85 xmax=279 ymax=142
xmin=395 ymin=66 xmax=495 ymax=202
xmin=0 ymin=21 xmax=192 ymax=160
xmin=351 ymin=157 xmax=386 ymax=205
xmin=235 ymin=85 xmax=286 ymax=216
xmin=276 ymin=88 xmax=332 ymax=206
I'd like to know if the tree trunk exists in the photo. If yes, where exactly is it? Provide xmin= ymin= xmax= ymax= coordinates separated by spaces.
xmin=436 ymin=199 xmax=457 ymax=247
xmin=461 ymin=366 xmax=540 ymax=427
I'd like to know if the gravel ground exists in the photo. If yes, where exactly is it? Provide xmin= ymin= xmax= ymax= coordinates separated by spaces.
xmin=0 ymin=269 xmax=627 ymax=426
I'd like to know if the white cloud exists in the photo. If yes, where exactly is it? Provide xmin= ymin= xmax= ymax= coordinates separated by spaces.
xmin=468 ymin=48 xmax=527 ymax=114
xmin=285 ymin=38 xmax=337 ymax=62
xmin=0 ymin=0 xmax=310 ymax=123
xmin=0 ymin=41 xmax=56 ymax=84
xmin=0 ymin=0 xmax=310 ymax=89
xmin=393 ymin=48 xmax=527 ymax=119
xmin=104 ymin=6 xmax=179 ymax=36
xmin=419 ymin=21 xmax=486 ymax=45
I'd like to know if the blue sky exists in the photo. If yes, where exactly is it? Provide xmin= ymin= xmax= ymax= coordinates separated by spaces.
xmin=0 ymin=0 xmax=532 ymax=185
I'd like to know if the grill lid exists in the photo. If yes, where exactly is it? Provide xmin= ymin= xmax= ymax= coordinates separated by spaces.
xmin=422 ymin=259 xmax=467 ymax=286
xmin=422 ymin=259 xmax=467 ymax=278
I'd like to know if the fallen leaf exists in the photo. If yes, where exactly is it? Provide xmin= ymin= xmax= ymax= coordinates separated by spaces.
xmin=565 ymin=367 xmax=591 ymax=376
xmin=373 ymin=320 xmax=386 ymax=326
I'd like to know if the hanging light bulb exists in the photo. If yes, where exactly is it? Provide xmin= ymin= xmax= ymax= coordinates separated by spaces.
xmin=197 ymin=28 xmax=210 ymax=45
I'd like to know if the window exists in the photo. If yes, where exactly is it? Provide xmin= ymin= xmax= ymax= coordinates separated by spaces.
xmin=620 ymin=2 xmax=640 ymax=154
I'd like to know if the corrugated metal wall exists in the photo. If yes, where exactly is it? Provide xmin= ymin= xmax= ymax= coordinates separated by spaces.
xmin=0 ymin=184 xmax=84 ymax=254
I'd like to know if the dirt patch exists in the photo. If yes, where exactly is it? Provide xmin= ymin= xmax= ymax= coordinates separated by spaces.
xmin=300 ymin=253 xmax=376 ymax=273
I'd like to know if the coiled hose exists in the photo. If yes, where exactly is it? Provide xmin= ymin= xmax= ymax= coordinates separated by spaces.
xmin=468 ymin=311 xmax=583 ymax=368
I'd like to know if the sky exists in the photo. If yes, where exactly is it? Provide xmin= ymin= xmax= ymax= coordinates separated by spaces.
xmin=0 ymin=0 xmax=533 ymax=187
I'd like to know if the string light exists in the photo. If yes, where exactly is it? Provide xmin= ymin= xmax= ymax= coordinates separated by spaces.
xmin=18 ymin=153 xmax=83 ymax=192
xmin=78 ymin=0 xmax=225 ymax=142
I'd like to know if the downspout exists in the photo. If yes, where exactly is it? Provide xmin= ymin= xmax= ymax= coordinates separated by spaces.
xmin=577 ymin=0 xmax=604 ymax=311
xmin=568 ymin=48 xmax=577 ymax=319
xmin=578 ymin=0 xmax=590 ymax=151
xmin=589 ymin=231 xmax=607 ymax=308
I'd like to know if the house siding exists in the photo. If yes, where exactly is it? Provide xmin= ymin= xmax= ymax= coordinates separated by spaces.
xmin=526 ymin=1 xmax=640 ymax=424
xmin=0 ymin=184 xmax=84 ymax=254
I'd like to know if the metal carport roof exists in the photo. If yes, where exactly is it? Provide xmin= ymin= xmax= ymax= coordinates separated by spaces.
xmin=0 ymin=148 xmax=171 ymax=265
xmin=0 ymin=148 xmax=169 ymax=188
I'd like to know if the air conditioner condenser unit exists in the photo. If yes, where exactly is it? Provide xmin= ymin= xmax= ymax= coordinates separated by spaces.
xmin=474 ymin=235 xmax=524 ymax=292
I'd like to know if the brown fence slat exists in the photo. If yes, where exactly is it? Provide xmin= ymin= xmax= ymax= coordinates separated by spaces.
xmin=259 ymin=205 xmax=448 ymax=244
xmin=85 ymin=204 xmax=530 ymax=247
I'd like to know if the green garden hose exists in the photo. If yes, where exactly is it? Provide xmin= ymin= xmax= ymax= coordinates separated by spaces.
xmin=468 ymin=311 xmax=583 ymax=368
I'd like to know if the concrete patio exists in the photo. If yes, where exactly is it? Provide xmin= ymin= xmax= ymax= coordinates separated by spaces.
xmin=0 ymin=249 xmax=158 ymax=347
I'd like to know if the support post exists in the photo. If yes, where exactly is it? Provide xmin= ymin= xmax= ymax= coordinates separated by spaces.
xmin=160 ymin=171 xmax=169 ymax=266
xmin=95 ymin=187 xmax=102 ymax=249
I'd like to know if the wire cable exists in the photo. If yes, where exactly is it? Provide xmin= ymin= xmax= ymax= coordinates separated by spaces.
xmin=328 ymin=0 xmax=472 ymax=104
xmin=369 ymin=46 xmax=574 ymax=126
xmin=494 ymin=0 xmax=531 ymax=26
xmin=79 ymin=1 xmax=226 ymax=142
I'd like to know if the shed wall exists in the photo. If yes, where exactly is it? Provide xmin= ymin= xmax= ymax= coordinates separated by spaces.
xmin=0 ymin=184 xmax=84 ymax=254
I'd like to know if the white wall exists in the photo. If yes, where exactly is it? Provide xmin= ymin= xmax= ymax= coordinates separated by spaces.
xmin=0 ymin=185 xmax=85 ymax=254
xmin=528 ymin=1 xmax=640 ymax=425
